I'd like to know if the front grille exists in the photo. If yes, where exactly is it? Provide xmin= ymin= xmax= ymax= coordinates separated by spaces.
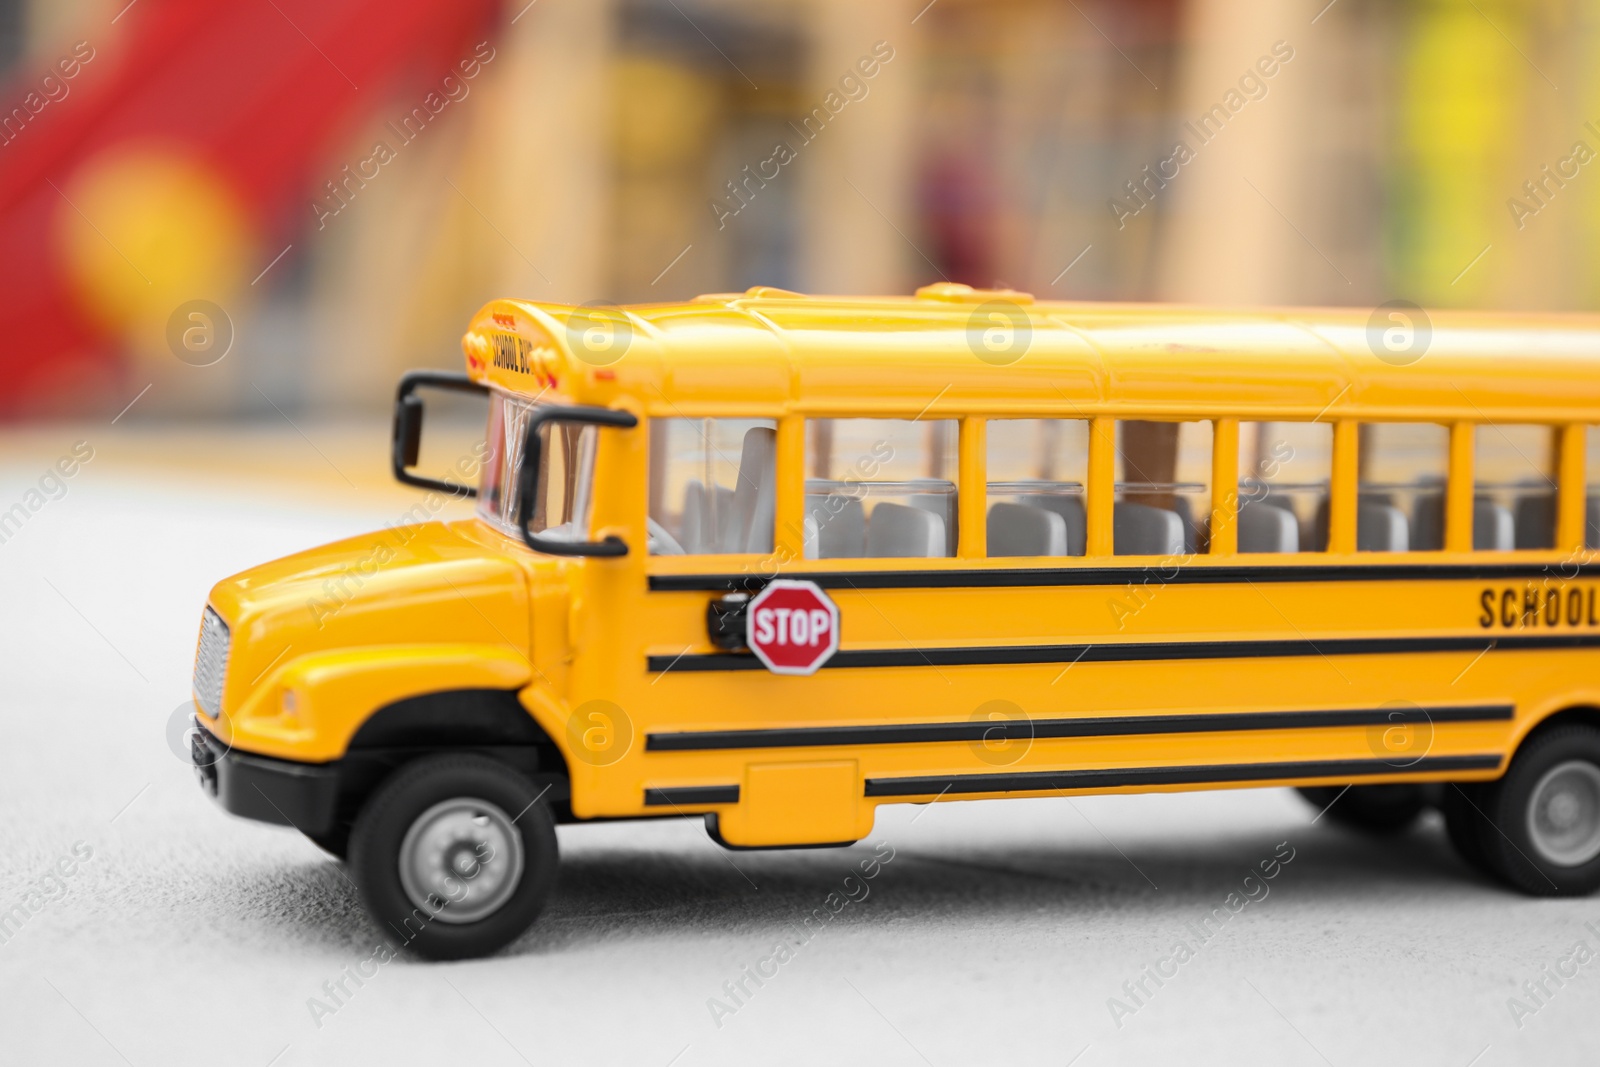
xmin=193 ymin=606 xmax=231 ymax=718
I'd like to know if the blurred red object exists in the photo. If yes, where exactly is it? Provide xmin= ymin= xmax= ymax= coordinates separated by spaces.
xmin=0 ymin=0 xmax=499 ymax=415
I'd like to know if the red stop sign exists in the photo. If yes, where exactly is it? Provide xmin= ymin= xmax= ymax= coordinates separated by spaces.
xmin=746 ymin=579 xmax=840 ymax=675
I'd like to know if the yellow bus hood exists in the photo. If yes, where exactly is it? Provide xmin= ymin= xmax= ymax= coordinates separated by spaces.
xmin=205 ymin=521 xmax=531 ymax=720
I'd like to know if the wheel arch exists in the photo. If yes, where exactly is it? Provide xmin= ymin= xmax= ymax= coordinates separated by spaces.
xmin=348 ymin=687 xmax=563 ymax=754
xmin=1517 ymin=704 xmax=1600 ymax=751
xmin=330 ymin=687 xmax=573 ymax=831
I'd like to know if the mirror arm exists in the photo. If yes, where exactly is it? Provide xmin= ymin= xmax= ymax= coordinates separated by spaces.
xmin=391 ymin=370 xmax=490 ymax=497
xmin=516 ymin=405 xmax=638 ymax=557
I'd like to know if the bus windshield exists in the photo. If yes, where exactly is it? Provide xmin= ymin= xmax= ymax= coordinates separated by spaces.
xmin=478 ymin=391 xmax=597 ymax=543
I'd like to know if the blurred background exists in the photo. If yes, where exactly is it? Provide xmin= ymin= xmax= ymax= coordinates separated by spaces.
xmin=1 ymin=0 xmax=1598 ymax=422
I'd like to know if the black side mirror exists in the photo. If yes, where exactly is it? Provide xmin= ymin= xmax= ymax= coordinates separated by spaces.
xmin=391 ymin=370 xmax=489 ymax=496
xmin=516 ymin=404 xmax=638 ymax=557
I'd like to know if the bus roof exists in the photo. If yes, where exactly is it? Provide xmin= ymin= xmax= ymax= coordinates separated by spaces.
xmin=460 ymin=284 xmax=1600 ymax=424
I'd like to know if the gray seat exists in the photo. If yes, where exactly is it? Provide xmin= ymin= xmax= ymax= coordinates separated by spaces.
xmin=1514 ymin=493 xmax=1556 ymax=550
xmin=1473 ymin=498 xmax=1514 ymax=551
xmin=1375 ymin=491 xmax=1514 ymax=551
xmin=1309 ymin=496 xmax=1331 ymax=553
xmin=1357 ymin=501 xmax=1408 ymax=552
xmin=679 ymin=481 xmax=706 ymax=549
xmin=1262 ymin=493 xmax=1322 ymax=550
xmin=1113 ymin=502 xmax=1184 ymax=556
xmin=680 ymin=481 xmax=734 ymax=554
xmin=1408 ymin=490 xmax=1446 ymax=551
xmin=988 ymin=502 xmax=1067 ymax=557
xmin=1024 ymin=494 xmax=1087 ymax=556
xmin=866 ymin=502 xmax=946 ymax=557
xmin=1238 ymin=500 xmax=1299 ymax=553
xmin=727 ymin=426 xmax=776 ymax=552
xmin=1170 ymin=495 xmax=1201 ymax=553
xmin=908 ymin=483 xmax=958 ymax=555
xmin=805 ymin=493 xmax=866 ymax=558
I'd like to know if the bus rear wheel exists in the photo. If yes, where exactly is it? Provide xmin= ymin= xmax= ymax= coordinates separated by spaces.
xmin=1467 ymin=725 xmax=1600 ymax=896
xmin=1296 ymin=784 xmax=1428 ymax=834
xmin=349 ymin=754 xmax=559 ymax=959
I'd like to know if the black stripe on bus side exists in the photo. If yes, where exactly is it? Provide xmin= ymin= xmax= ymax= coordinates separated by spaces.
xmin=645 ymin=632 xmax=1600 ymax=673
xmin=647 ymin=560 xmax=1600 ymax=593
xmin=643 ymin=704 xmax=1514 ymax=752
xmin=643 ymin=785 xmax=740 ymax=807
xmin=862 ymin=754 xmax=1505 ymax=799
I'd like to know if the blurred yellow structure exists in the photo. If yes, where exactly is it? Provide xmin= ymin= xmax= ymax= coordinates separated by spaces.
xmin=6 ymin=0 xmax=1600 ymax=418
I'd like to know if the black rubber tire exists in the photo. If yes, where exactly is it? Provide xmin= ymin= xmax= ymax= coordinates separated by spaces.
xmin=1441 ymin=782 xmax=1493 ymax=876
xmin=1297 ymin=784 xmax=1428 ymax=834
xmin=349 ymin=755 xmax=559 ymax=960
xmin=304 ymin=823 xmax=351 ymax=861
xmin=1472 ymin=725 xmax=1600 ymax=897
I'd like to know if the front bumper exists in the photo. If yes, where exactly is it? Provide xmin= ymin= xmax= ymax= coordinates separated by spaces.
xmin=191 ymin=720 xmax=339 ymax=834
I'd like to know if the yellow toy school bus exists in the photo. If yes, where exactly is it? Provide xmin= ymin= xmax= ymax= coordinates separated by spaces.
xmin=192 ymin=283 xmax=1600 ymax=958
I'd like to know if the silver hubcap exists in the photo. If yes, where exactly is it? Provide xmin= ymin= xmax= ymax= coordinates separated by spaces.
xmin=1526 ymin=760 xmax=1600 ymax=867
xmin=398 ymin=798 xmax=525 ymax=924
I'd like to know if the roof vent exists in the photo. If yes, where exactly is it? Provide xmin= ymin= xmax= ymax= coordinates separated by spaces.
xmin=693 ymin=286 xmax=808 ymax=303
xmin=914 ymin=282 xmax=1034 ymax=305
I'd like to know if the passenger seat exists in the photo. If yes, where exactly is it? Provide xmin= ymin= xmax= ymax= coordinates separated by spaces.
xmin=908 ymin=482 xmax=958 ymax=555
xmin=680 ymin=481 xmax=735 ymax=553
xmin=1113 ymin=502 xmax=1184 ymax=556
xmin=988 ymin=502 xmax=1067 ymax=557
xmin=866 ymin=502 xmax=946 ymax=557
xmin=1025 ymin=495 xmax=1087 ymax=556
xmin=1408 ymin=491 xmax=1446 ymax=551
xmin=727 ymin=426 xmax=777 ymax=552
xmin=805 ymin=494 xmax=866 ymax=557
xmin=1357 ymin=501 xmax=1408 ymax=551
xmin=1472 ymin=498 xmax=1514 ymax=551
xmin=1238 ymin=501 xmax=1299 ymax=553
xmin=1514 ymin=494 xmax=1556 ymax=549
xmin=1515 ymin=492 xmax=1600 ymax=548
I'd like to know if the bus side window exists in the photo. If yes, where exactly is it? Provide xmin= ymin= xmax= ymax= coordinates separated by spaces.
xmin=1114 ymin=420 xmax=1212 ymax=556
xmin=805 ymin=418 xmax=958 ymax=559
xmin=986 ymin=418 xmax=1090 ymax=558
xmin=1356 ymin=423 xmax=1449 ymax=551
xmin=1586 ymin=426 xmax=1600 ymax=549
xmin=647 ymin=417 xmax=778 ymax=555
xmin=1475 ymin=424 xmax=1556 ymax=550
xmin=1237 ymin=421 xmax=1332 ymax=553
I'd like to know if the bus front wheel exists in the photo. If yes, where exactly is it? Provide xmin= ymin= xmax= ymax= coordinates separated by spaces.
xmin=349 ymin=754 xmax=559 ymax=959
xmin=1465 ymin=724 xmax=1600 ymax=897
